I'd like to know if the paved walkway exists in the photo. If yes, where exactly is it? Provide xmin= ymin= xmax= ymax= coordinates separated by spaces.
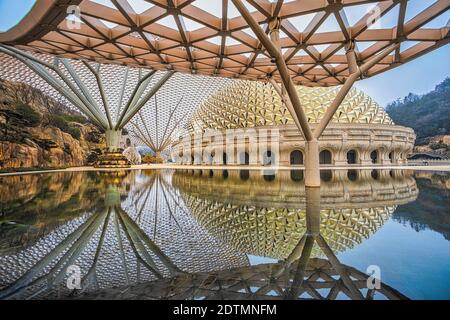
xmin=1 ymin=163 xmax=449 ymax=177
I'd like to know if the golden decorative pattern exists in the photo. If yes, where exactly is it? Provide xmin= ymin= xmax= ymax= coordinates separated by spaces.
xmin=182 ymin=194 xmax=394 ymax=259
xmin=189 ymin=81 xmax=393 ymax=131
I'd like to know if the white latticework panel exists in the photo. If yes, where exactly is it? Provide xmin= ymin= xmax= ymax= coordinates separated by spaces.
xmin=128 ymin=73 xmax=231 ymax=152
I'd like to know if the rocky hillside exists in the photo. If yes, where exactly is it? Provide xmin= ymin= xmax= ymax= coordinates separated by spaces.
xmin=386 ymin=77 xmax=450 ymax=145
xmin=0 ymin=78 xmax=105 ymax=169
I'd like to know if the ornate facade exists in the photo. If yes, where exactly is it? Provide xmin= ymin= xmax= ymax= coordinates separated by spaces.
xmin=175 ymin=81 xmax=415 ymax=166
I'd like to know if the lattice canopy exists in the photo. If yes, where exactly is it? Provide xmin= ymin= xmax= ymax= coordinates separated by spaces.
xmin=1 ymin=0 xmax=448 ymax=86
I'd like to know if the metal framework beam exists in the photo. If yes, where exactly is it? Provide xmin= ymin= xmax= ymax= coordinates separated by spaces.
xmin=232 ymin=0 xmax=312 ymax=141
xmin=116 ymin=71 xmax=175 ymax=130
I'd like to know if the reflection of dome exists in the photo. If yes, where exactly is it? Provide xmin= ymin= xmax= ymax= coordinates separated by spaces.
xmin=173 ymin=170 xmax=418 ymax=259
xmin=181 ymin=194 xmax=394 ymax=259
xmin=189 ymin=81 xmax=393 ymax=131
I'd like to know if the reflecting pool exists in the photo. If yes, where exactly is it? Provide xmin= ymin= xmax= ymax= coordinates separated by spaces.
xmin=0 ymin=169 xmax=449 ymax=300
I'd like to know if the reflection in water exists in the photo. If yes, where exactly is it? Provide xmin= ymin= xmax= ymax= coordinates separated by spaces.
xmin=0 ymin=169 xmax=447 ymax=299
xmin=173 ymin=169 xmax=418 ymax=257
xmin=392 ymin=172 xmax=450 ymax=240
xmin=0 ymin=172 xmax=106 ymax=255
xmin=0 ymin=170 xmax=247 ymax=299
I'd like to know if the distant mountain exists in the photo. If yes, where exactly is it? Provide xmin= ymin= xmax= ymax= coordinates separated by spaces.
xmin=386 ymin=77 xmax=450 ymax=144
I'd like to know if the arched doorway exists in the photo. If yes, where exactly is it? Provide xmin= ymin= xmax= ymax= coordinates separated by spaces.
xmin=240 ymin=152 xmax=249 ymax=165
xmin=222 ymin=152 xmax=228 ymax=165
xmin=222 ymin=170 xmax=229 ymax=179
xmin=320 ymin=170 xmax=333 ymax=182
xmin=290 ymin=150 xmax=303 ymax=165
xmin=371 ymin=169 xmax=379 ymax=180
xmin=263 ymin=172 xmax=276 ymax=182
xmin=370 ymin=150 xmax=378 ymax=164
xmin=263 ymin=150 xmax=274 ymax=165
xmin=206 ymin=152 xmax=214 ymax=165
xmin=347 ymin=169 xmax=358 ymax=181
xmin=347 ymin=150 xmax=357 ymax=164
xmin=319 ymin=150 xmax=332 ymax=165
xmin=290 ymin=170 xmax=303 ymax=182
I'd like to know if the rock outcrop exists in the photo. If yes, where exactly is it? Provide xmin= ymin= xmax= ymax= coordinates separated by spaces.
xmin=0 ymin=78 xmax=105 ymax=169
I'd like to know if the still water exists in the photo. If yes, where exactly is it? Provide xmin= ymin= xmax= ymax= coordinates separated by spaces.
xmin=0 ymin=169 xmax=448 ymax=300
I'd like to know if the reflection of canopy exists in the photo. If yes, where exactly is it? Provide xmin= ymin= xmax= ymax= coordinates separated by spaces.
xmin=75 ymin=187 xmax=408 ymax=301
xmin=80 ymin=257 xmax=406 ymax=300
xmin=172 ymin=169 xmax=418 ymax=257
xmin=0 ymin=170 xmax=247 ymax=299
xmin=0 ymin=1 xmax=448 ymax=86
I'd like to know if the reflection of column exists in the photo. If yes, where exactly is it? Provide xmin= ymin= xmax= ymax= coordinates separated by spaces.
xmin=284 ymin=186 xmax=365 ymax=300
xmin=305 ymin=187 xmax=321 ymax=235
xmin=332 ymin=169 xmax=348 ymax=182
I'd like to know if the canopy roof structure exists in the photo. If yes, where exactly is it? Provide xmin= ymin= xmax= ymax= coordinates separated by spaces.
xmin=0 ymin=0 xmax=448 ymax=86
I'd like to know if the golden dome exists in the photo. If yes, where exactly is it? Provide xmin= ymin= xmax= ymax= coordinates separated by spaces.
xmin=189 ymin=81 xmax=393 ymax=131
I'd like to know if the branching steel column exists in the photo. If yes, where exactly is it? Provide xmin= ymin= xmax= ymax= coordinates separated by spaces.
xmin=81 ymin=61 xmax=114 ymax=129
xmin=313 ymin=42 xmax=399 ymax=139
xmin=232 ymin=0 xmax=312 ymax=141
xmin=232 ymin=0 xmax=319 ymax=186
xmin=0 ymin=45 xmax=177 ymax=157
xmin=116 ymin=71 xmax=175 ymax=130
xmin=0 ymin=45 xmax=108 ymax=128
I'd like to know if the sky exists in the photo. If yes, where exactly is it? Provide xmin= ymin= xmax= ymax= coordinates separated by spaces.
xmin=0 ymin=0 xmax=448 ymax=107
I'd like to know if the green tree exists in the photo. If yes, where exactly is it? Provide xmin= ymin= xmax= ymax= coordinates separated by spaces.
xmin=386 ymin=77 xmax=450 ymax=141
xmin=15 ymin=103 xmax=41 ymax=127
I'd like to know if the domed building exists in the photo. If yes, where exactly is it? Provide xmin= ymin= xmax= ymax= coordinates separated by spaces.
xmin=175 ymin=81 xmax=415 ymax=166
